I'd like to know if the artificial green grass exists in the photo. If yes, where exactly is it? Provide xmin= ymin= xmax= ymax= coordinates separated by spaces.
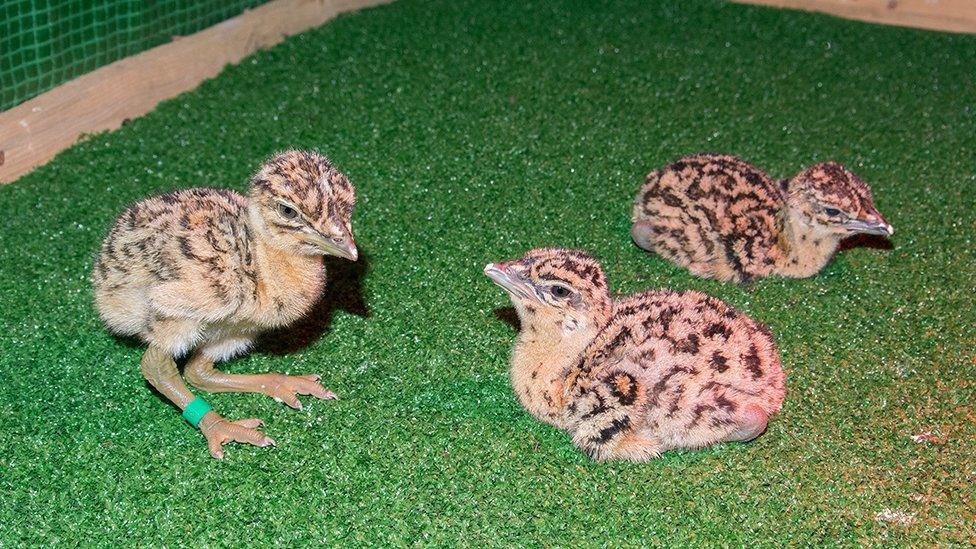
xmin=1 ymin=0 xmax=974 ymax=545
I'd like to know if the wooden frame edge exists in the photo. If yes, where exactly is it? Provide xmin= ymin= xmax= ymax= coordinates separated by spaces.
xmin=733 ymin=0 xmax=976 ymax=34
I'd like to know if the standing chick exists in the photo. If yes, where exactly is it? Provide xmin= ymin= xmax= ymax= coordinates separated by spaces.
xmin=485 ymin=248 xmax=785 ymax=461
xmin=631 ymin=154 xmax=894 ymax=282
xmin=93 ymin=150 xmax=357 ymax=458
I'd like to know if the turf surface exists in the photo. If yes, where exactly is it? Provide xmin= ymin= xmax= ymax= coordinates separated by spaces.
xmin=1 ymin=0 xmax=974 ymax=545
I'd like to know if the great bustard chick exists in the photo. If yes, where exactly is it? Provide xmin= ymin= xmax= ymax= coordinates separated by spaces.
xmin=485 ymin=248 xmax=786 ymax=461
xmin=93 ymin=150 xmax=357 ymax=458
xmin=631 ymin=154 xmax=893 ymax=283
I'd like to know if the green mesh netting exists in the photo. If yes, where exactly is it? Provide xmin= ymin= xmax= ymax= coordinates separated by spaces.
xmin=0 ymin=0 xmax=271 ymax=112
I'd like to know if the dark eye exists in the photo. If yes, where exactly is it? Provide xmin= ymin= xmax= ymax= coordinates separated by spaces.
xmin=277 ymin=204 xmax=298 ymax=220
xmin=824 ymin=207 xmax=842 ymax=217
xmin=551 ymin=286 xmax=571 ymax=298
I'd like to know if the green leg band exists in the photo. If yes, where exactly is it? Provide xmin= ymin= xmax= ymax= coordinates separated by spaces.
xmin=182 ymin=397 xmax=213 ymax=428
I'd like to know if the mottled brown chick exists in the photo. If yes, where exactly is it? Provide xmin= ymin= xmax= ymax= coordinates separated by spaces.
xmin=486 ymin=248 xmax=786 ymax=461
xmin=631 ymin=154 xmax=893 ymax=282
xmin=93 ymin=150 xmax=357 ymax=458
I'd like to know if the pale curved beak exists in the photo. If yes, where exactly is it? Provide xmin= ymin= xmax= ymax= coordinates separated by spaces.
xmin=334 ymin=237 xmax=358 ymax=261
xmin=843 ymin=218 xmax=894 ymax=237
xmin=314 ymin=235 xmax=358 ymax=260
xmin=485 ymin=263 xmax=538 ymax=302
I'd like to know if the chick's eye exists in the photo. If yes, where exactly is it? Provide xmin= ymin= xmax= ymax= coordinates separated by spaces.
xmin=824 ymin=207 xmax=842 ymax=217
xmin=551 ymin=286 xmax=571 ymax=298
xmin=277 ymin=204 xmax=298 ymax=220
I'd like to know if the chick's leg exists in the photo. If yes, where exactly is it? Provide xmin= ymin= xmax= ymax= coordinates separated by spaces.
xmin=184 ymin=349 xmax=336 ymax=410
xmin=140 ymin=344 xmax=275 ymax=459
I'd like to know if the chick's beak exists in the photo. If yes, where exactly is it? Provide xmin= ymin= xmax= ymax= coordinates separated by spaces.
xmin=339 ymin=237 xmax=359 ymax=261
xmin=484 ymin=262 xmax=538 ymax=303
xmin=843 ymin=216 xmax=894 ymax=237
xmin=315 ymin=235 xmax=358 ymax=261
xmin=335 ymin=237 xmax=358 ymax=261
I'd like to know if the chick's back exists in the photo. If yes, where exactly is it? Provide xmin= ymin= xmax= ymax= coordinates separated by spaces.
xmin=93 ymin=188 xmax=256 ymax=337
xmin=633 ymin=154 xmax=785 ymax=281
xmin=575 ymin=289 xmax=785 ymax=449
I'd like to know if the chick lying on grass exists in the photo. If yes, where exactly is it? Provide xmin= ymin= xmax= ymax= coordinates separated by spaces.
xmin=93 ymin=150 xmax=357 ymax=458
xmin=486 ymin=248 xmax=786 ymax=461
xmin=631 ymin=153 xmax=893 ymax=283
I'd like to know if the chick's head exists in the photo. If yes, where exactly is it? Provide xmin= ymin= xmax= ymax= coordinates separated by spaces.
xmin=785 ymin=162 xmax=893 ymax=237
xmin=485 ymin=248 xmax=612 ymax=335
xmin=249 ymin=150 xmax=358 ymax=259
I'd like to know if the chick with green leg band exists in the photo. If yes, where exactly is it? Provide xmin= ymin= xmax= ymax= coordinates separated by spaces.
xmin=182 ymin=397 xmax=213 ymax=428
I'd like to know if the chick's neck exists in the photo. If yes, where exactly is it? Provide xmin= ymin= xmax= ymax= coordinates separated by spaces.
xmin=510 ymin=303 xmax=609 ymax=426
xmin=775 ymin=204 xmax=842 ymax=278
xmin=244 ymin=206 xmax=325 ymax=325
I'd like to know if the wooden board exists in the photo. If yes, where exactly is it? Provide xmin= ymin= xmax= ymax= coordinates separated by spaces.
xmin=734 ymin=0 xmax=976 ymax=33
xmin=0 ymin=0 xmax=392 ymax=184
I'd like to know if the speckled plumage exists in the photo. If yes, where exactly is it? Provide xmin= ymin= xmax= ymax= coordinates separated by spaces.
xmin=631 ymin=154 xmax=893 ymax=282
xmin=486 ymin=248 xmax=786 ymax=461
xmin=93 ymin=150 xmax=357 ymax=458
xmin=94 ymin=152 xmax=356 ymax=355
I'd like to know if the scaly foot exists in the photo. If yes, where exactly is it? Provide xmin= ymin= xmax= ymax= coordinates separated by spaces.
xmin=182 ymin=353 xmax=337 ymax=410
xmin=199 ymin=412 xmax=276 ymax=459
xmin=262 ymin=373 xmax=336 ymax=410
